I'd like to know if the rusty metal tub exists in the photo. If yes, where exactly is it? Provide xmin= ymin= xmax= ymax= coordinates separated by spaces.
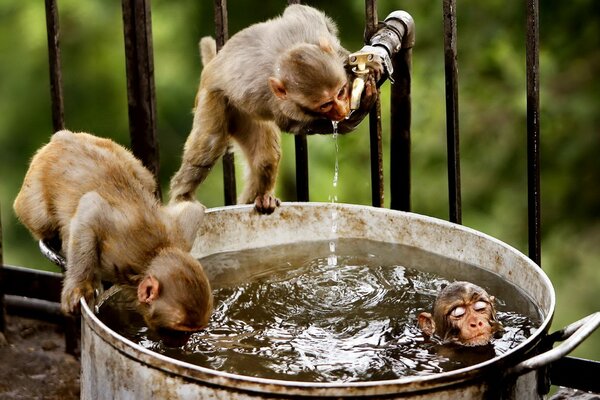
xmin=80 ymin=202 xmax=599 ymax=399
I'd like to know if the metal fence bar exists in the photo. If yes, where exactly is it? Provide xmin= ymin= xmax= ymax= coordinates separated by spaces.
xmin=214 ymin=0 xmax=237 ymax=206
xmin=288 ymin=0 xmax=309 ymax=201
xmin=0 ymin=209 xmax=5 ymax=334
xmin=122 ymin=0 xmax=161 ymax=199
xmin=389 ymin=29 xmax=413 ymax=211
xmin=44 ymin=0 xmax=79 ymax=355
xmin=442 ymin=0 xmax=462 ymax=224
xmin=526 ymin=0 xmax=541 ymax=266
xmin=44 ymin=0 xmax=65 ymax=132
xmin=365 ymin=0 xmax=384 ymax=208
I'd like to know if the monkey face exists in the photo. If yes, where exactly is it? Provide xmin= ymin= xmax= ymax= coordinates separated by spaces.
xmin=418 ymin=281 xmax=503 ymax=347
xmin=315 ymin=82 xmax=350 ymax=122
xmin=444 ymin=298 xmax=497 ymax=346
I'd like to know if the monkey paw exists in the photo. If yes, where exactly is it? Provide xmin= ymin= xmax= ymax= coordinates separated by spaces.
xmin=61 ymin=282 xmax=96 ymax=315
xmin=254 ymin=194 xmax=281 ymax=214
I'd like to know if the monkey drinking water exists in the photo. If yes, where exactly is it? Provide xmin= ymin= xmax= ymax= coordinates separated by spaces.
xmin=417 ymin=281 xmax=503 ymax=346
xmin=13 ymin=130 xmax=213 ymax=331
xmin=169 ymin=4 xmax=383 ymax=214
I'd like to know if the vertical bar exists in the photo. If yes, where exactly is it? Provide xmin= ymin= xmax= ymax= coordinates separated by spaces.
xmin=288 ymin=0 xmax=308 ymax=201
xmin=45 ymin=0 xmax=78 ymax=355
xmin=365 ymin=0 xmax=384 ymax=207
xmin=0 ymin=204 xmax=5 ymax=334
xmin=44 ymin=0 xmax=65 ymax=132
xmin=294 ymin=135 xmax=309 ymax=201
xmin=122 ymin=0 xmax=161 ymax=199
xmin=526 ymin=0 xmax=541 ymax=265
xmin=442 ymin=0 xmax=462 ymax=224
xmin=390 ymin=48 xmax=412 ymax=211
xmin=214 ymin=0 xmax=237 ymax=205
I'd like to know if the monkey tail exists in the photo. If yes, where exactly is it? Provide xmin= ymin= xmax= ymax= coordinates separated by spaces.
xmin=199 ymin=37 xmax=217 ymax=66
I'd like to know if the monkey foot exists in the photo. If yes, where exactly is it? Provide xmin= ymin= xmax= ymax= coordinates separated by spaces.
xmin=254 ymin=194 xmax=281 ymax=214
xmin=61 ymin=282 xmax=96 ymax=315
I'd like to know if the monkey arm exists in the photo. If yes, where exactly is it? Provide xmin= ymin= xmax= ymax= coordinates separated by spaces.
xmin=61 ymin=191 xmax=111 ymax=314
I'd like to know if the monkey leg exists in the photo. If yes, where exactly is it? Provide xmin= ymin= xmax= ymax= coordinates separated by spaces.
xmin=61 ymin=191 xmax=109 ymax=314
xmin=169 ymin=89 xmax=230 ymax=203
xmin=233 ymin=118 xmax=282 ymax=214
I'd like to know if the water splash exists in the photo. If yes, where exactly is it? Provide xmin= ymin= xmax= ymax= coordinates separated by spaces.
xmin=328 ymin=120 xmax=339 ymax=267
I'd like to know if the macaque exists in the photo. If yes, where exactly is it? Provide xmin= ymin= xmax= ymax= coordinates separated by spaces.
xmin=418 ymin=281 xmax=503 ymax=347
xmin=169 ymin=4 xmax=382 ymax=214
xmin=13 ymin=130 xmax=213 ymax=332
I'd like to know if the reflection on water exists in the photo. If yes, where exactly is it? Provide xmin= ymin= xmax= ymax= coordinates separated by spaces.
xmin=97 ymin=239 xmax=541 ymax=383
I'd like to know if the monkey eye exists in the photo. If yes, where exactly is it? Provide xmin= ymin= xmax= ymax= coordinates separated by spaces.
xmin=450 ymin=306 xmax=466 ymax=317
xmin=319 ymin=101 xmax=334 ymax=112
xmin=473 ymin=301 xmax=488 ymax=311
xmin=337 ymin=86 xmax=346 ymax=99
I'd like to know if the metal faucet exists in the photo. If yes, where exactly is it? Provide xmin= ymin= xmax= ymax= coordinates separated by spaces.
xmin=347 ymin=10 xmax=415 ymax=110
xmin=348 ymin=52 xmax=374 ymax=110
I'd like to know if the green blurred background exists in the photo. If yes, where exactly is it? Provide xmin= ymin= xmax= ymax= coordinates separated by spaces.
xmin=0 ymin=0 xmax=598 ymax=361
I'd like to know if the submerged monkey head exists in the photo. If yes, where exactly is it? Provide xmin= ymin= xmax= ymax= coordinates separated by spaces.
xmin=137 ymin=248 xmax=213 ymax=332
xmin=418 ymin=281 xmax=503 ymax=347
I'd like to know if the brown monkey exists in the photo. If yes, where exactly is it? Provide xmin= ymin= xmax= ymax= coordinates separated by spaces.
xmin=169 ymin=4 xmax=382 ymax=214
xmin=417 ymin=281 xmax=503 ymax=346
xmin=13 ymin=130 xmax=213 ymax=331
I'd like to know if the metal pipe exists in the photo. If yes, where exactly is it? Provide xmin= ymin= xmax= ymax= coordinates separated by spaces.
xmin=361 ymin=10 xmax=414 ymax=211
xmin=294 ymin=135 xmax=309 ymax=201
xmin=526 ymin=0 xmax=541 ymax=266
xmin=443 ymin=0 xmax=462 ymax=224
xmin=287 ymin=0 xmax=309 ymax=202
xmin=214 ymin=0 xmax=237 ymax=206
xmin=365 ymin=0 xmax=384 ymax=208
xmin=44 ymin=0 xmax=65 ymax=133
xmin=0 ymin=208 xmax=5 ymax=333
xmin=4 ymin=295 xmax=64 ymax=323
xmin=122 ymin=0 xmax=161 ymax=200
xmin=390 ymin=46 xmax=412 ymax=211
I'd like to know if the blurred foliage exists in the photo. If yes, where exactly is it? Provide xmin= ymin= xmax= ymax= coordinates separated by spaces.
xmin=0 ymin=0 xmax=598 ymax=361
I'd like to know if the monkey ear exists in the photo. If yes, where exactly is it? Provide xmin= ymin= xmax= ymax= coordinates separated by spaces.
xmin=269 ymin=77 xmax=287 ymax=99
xmin=137 ymin=275 xmax=160 ymax=304
xmin=418 ymin=312 xmax=436 ymax=336
xmin=165 ymin=200 xmax=205 ymax=251
xmin=318 ymin=37 xmax=334 ymax=54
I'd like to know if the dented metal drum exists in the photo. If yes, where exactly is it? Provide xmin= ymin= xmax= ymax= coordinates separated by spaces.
xmin=80 ymin=203 xmax=595 ymax=399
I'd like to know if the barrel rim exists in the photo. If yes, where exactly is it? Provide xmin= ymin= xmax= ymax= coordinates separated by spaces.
xmin=81 ymin=202 xmax=556 ymax=396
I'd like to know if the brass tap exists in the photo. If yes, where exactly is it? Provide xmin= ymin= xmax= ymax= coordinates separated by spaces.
xmin=348 ymin=52 xmax=374 ymax=110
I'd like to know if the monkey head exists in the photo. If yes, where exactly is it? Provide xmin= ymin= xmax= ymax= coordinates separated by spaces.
xmin=269 ymin=40 xmax=350 ymax=123
xmin=137 ymin=248 xmax=213 ymax=332
xmin=418 ymin=281 xmax=503 ymax=347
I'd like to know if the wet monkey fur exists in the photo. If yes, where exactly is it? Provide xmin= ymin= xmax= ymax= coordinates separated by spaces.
xmin=418 ymin=281 xmax=503 ymax=346
xmin=169 ymin=4 xmax=382 ymax=214
xmin=14 ymin=130 xmax=213 ymax=332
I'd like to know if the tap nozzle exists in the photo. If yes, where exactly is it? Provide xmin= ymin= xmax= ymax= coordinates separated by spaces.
xmin=348 ymin=52 xmax=374 ymax=110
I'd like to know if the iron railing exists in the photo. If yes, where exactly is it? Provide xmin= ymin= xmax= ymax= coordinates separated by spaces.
xmin=1 ymin=0 xmax=596 ymax=393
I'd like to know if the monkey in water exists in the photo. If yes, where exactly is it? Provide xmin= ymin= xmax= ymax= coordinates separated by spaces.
xmin=169 ymin=4 xmax=383 ymax=214
xmin=417 ymin=281 xmax=503 ymax=347
xmin=13 ymin=130 xmax=213 ymax=332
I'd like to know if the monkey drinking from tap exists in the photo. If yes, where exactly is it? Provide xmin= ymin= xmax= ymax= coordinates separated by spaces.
xmin=418 ymin=281 xmax=503 ymax=347
xmin=169 ymin=4 xmax=383 ymax=214
xmin=14 ymin=130 xmax=213 ymax=332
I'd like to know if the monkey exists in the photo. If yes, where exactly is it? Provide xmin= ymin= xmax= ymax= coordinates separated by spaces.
xmin=13 ymin=130 xmax=213 ymax=332
xmin=417 ymin=281 xmax=503 ymax=347
xmin=169 ymin=4 xmax=383 ymax=214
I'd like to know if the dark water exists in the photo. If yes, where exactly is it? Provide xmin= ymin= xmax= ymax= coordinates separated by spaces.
xmin=97 ymin=239 xmax=542 ymax=383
